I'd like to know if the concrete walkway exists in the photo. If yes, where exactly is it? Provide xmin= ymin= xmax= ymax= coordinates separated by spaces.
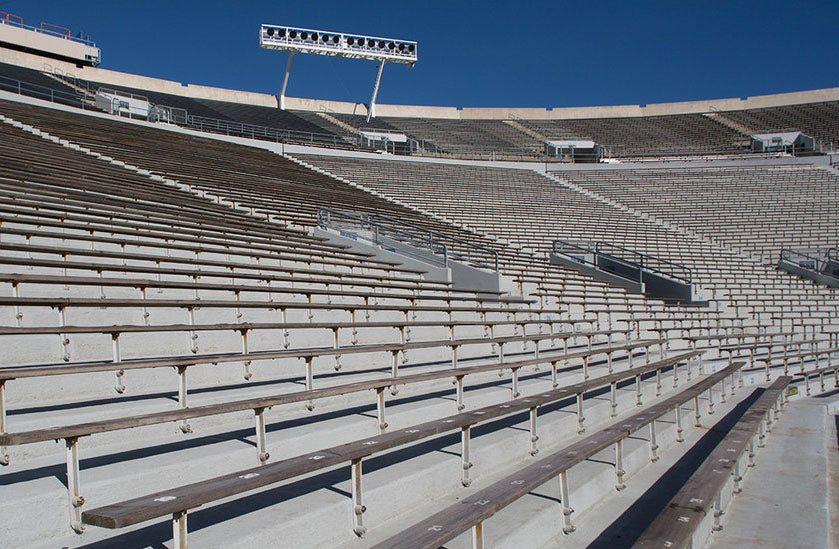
xmin=707 ymin=396 xmax=835 ymax=549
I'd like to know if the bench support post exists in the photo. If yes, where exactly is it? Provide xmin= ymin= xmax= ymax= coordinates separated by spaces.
xmin=576 ymin=393 xmax=585 ymax=434
xmin=614 ymin=440 xmax=626 ymax=490
xmin=675 ymin=405 xmax=684 ymax=442
xmin=173 ymin=510 xmax=188 ymax=549
xmin=707 ymin=386 xmax=715 ymax=415
xmin=635 ymin=375 xmax=643 ymax=406
xmin=390 ymin=351 xmax=399 ymax=395
xmin=177 ymin=366 xmax=192 ymax=433
xmin=511 ymin=368 xmax=520 ymax=399
xmin=0 ymin=381 xmax=8 ymax=466
xmin=241 ymin=330 xmax=253 ymax=380
xmin=529 ymin=406 xmax=539 ymax=455
xmin=732 ymin=461 xmax=743 ymax=494
xmin=712 ymin=493 xmax=724 ymax=531
xmin=472 ymin=521 xmax=484 ymax=549
xmin=305 ymin=357 xmax=314 ymax=411
xmin=582 ymin=356 xmax=589 ymax=380
xmin=551 ymin=361 xmax=558 ymax=388
xmin=461 ymin=426 xmax=473 ymax=487
xmin=255 ymin=408 xmax=269 ymax=464
xmin=655 ymin=368 xmax=662 ymax=396
xmin=376 ymin=388 xmax=388 ymax=433
xmin=559 ymin=470 xmax=575 ymax=534
xmin=649 ymin=420 xmax=659 ymax=462
xmin=693 ymin=396 xmax=701 ymax=426
xmin=672 ymin=361 xmax=679 ymax=388
xmin=719 ymin=377 xmax=726 ymax=403
xmin=451 ymin=345 xmax=458 ymax=369
xmin=66 ymin=437 xmax=85 ymax=534
xmin=610 ymin=382 xmax=618 ymax=417
xmin=456 ymin=376 xmax=465 ymax=411
xmin=351 ymin=458 xmax=367 ymax=537
xmin=112 ymin=334 xmax=126 ymax=393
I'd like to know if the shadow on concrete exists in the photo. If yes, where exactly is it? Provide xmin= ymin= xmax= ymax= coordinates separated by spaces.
xmin=587 ymin=387 xmax=764 ymax=548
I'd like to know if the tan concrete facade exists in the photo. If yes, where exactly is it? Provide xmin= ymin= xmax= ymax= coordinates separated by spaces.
xmin=2 ymin=44 xmax=838 ymax=120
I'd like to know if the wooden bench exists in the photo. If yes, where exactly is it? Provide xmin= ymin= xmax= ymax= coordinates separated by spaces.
xmin=632 ymin=376 xmax=790 ymax=548
xmin=78 ymin=350 xmax=706 ymax=543
xmin=369 ymin=361 xmax=745 ymax=549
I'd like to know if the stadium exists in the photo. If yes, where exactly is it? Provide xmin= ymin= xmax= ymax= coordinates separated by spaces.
xmin=0 ymin=5 xmax=836 ymax=549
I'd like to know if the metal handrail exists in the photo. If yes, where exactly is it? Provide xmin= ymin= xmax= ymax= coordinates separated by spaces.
xmin=595 ymin=241 xmax=692 ymax=284
xmin=779 ymin=248 xmax=835 ymax=273
xmin=553 ymin=239 xmax=691 ymax=284
xmin=0 ymin=11 xmax=97 ymax=46
xmin=318 ymin=208 xmax=499 ymax=272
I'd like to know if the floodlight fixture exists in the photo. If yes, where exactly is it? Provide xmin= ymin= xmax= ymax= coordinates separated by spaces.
xmin=259 ymin=24 xmax=418 ymax=119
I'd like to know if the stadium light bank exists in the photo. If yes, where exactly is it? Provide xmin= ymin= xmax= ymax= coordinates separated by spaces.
xmin=259 ymin=24 xmax=417 ymax=120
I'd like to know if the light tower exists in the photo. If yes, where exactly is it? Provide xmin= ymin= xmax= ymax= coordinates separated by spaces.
xmin=259 ymin=24 xmax=417 ymax=120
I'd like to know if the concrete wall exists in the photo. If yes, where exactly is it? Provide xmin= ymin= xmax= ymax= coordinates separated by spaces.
xmin=0 ymin=24 xmax=98 ymax=65
xmin=2 ymin=44 xmax=839 ymax=121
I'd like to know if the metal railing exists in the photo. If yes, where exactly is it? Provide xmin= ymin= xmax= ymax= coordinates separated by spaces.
xmin=0 ymin=74 xmax=90 ymax=108
xmin=779 ymin=248 xmax=836 ymax=274
xmin=0 ymin=11 xmax=96 ymax=47
xmin=552 ymin=239 xmax=691 ymax=284
xmin=185 ymin=115 xmax=357 ymax=150
xmin=318 ymin=208 xmax=499 ymax=272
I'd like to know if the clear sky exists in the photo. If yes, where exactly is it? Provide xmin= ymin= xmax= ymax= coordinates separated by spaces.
xmin=2 ymin=0 xmax=837 ymax=108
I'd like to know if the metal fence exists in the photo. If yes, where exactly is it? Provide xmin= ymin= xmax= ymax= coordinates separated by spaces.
xmin=318 ymin=208 xmax=499 ymax=272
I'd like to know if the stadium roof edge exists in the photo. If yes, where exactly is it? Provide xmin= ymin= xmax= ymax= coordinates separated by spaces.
xmin=2 ymin=44 xmax=838 ymax=121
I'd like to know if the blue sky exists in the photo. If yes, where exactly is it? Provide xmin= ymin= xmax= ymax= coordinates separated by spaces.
xmin=3 ymin=0 xmax=837 ymax=108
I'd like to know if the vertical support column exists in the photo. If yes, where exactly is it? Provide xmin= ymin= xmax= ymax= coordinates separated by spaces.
xmin=712 ymin=493 xmax=724 ymax=531
xmin=655 ymin=368 xmax=662 ymax=397
xmin=732 ymin=461 xmax=743 ymax=494
xmin=282 ymin=308 xmax=291 ymax=348
xmin=511 ymin=367 xmax=520 ymax=399
xmin=255 ymin=407 xmax=269 ymax=465
xmin=614 ymin=440 xmax=626 ymax=490
xmin=187 ymin=307 xmax=198 ymax=354
xmin=279 ymin=52 xmax=295 ymax=110
xmin=635 ymin=375 xmax=643 ymax=406
xmin=0 ymin=381 xmax=8 ymax=466
xmin=461 ymin=426 xmax=473 ymax=487
xmin=559 ymin=470 xmax=575 ymax=534
xmin=112 ymin=333 xmax=126 ymax=393
xmin=649 ymin=420 xmax=659 ymax=462
xmin=675 ymin=405 xmax=684 ymax=442
xmin=529 ymin=406 xmax=539 ymax=455
xmin=351 ymin=458 xmax=367 ymax=536
xmin=582 ymin=355 xmax=589 ymax=380
xmin=66 ymin=437 xmax=85 ymax=534
xmin=472 ymin=521 xmax=484 ymax=549
xmin=173 ymin=510 xmax=188 ymax=549
xmin=58 ymin=306 xmax=70 ymax=362
xmin=551 ymin=361 xmax=558 ymax=388
xmin=693 ymin=396 xmax=701 ymax=426
xmin=576 ymin=393 xmax=585 ymax=434
xmin=376 ymin=388 xmax=388 ymax=433
xmin=451 ymin=345 xmax=458 ymax=369
xmin=177 ymin=366 xmax=192 ymax=434
xmin=609 ymin=382 xmax=618 ymax=418
xmin=367 ymin=60 xmax=386 ymax=122
xmin=456 ymin=376 xmax=465 ymax=412
xmin=241 ymin=329 xmax=253 ymax=380
xmin=707 ymin=385 xmax=715 ymax=415
xmin=305 ymin=357 xmax=315 ymax=411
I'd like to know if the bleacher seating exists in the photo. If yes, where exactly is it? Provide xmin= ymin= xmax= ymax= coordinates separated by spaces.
xmin=0 ymin=55 xmax=836 ymax=549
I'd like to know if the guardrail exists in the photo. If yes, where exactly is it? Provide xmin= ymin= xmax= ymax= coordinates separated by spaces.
xmin=779 ymin=248 xmax=832 ymax=273
xmin=552 ymin=240 xmax=692 ymax=284
xmin=318 ymin=208 xmax=499 ymax=272
xmin=0 ymin=11 xmax=97 ymax=47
